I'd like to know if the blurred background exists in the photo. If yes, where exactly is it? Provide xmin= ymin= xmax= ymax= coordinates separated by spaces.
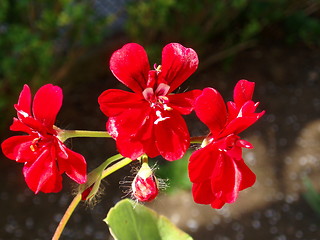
xmin=1 ymin=0 xmax=320 ymax=239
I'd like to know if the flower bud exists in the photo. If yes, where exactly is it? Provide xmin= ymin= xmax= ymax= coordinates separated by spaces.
xmin=81 ymin=185 xmax=94 ymax=201
xmin=79 ymin=169 xmax=102 ymax=202
xmin=132 ymin=162 xmax=158 ymax=202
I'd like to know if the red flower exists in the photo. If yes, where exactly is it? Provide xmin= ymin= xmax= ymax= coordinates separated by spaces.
xmin=1 ymin=84 xmax=87 ymax=193
xmin=188 ymin=80 xmax=265 ymax=208
xmin=98 ymin=43 xmax=201 ymax=160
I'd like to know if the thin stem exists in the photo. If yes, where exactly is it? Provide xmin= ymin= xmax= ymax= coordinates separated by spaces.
xmin=99 ymin=154 xmax=124 ymax=173
xmin=52 ymin=194 xmax=81 ymax=240
xmin=140 ymin=154 xmax=148 ymax=164
xmin=52 ymin=157 xmax=133 ymax=240
xmin=80 ymin=154 xmax=124 ymax=192
xmin=190 ymin=136 xmax=205 ymax=144
xmin=60 ymin=130 xmax=111 ymax=142
xmin=102 ymin=158 xmax=133 ymax=179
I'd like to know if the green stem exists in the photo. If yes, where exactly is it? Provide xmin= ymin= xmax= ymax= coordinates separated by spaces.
xmin=52 ymin=193 xmax=81 ymax=240
xmin=60 ymin=130 xmax=111 ymax=142
xmin=52 ymin=157 xmax=133 ymax=240
xmin=80 ymin=154 xmax=125 ymax=191
xmin=190 ymin=136 xmax=205 ymax=144
xmin=98 ymin=154 xmax=124 ymax=173
xmin=101 ymin=157 xmax=133 ymax=179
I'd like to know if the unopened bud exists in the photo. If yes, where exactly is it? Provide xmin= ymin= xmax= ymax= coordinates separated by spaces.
xmin=132 ymin=162 xmax=158 ymax=202
xmin=81 ymin=184 xmax=94 ymax=201
xmin=79 ymin=171 xmax=102 ymax=202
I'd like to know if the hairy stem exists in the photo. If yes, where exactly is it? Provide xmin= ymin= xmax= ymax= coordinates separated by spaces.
xmin=52 ymin=157 xmax=133 ymax=240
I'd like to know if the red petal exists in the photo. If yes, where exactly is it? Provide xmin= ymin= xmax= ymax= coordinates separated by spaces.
xmin=211 ymin=155 xmax=256 ymax=204
xmin=106 ymin=106 xmax=151 ymax=139
xmin=37 ymin=171 xmax=62 ymax=193
xmin=167 ymin=89 xmax=202 ymax=115
xmin=59 ymin=148 xmax=87 ymax=184
xmin=154 ymin=110 xmax=189 ymax=161
xmin=55 ymin=139 xmax=68 ymax=159
xmin=239 ymin=100 xmax=258 ymax=115
xmin=226 ymin=101 xmax=238 ymax=122
xmin=236 ymin=159 xmax=256 ymax=191
xmin=98 ymin=89 xmax=145 ymax=117
xmin=23 ymin=148 xmax=62 ymax=193
xmin=223 ymin=156 xmax=241 ymax=203
xmin=192 ymin=180 xmax=214 ymax=205
xmin=210 ymin=154 xmax=241 ymax=205
xmin=222 ymin=112 xmax=265 ymax=137
xmin=236 ymin=139 xmax=253 ymax=149
xmin=9 ymin=118 xmax=33 ymax=133
xmin=160 ymin=43 xmax=198 ymax=93
xmin=226 ymin=145 xmax=243 ymax=160
xmin=32 ymin=84 xmax=63 ymax=127
xmin=190 ymin=148 xmax=256 ymax=208
xmin=233 ymin=80 xmax=255 ymax=108
xmin=116 ymin=135 xmax=145 ymax=160
xmin=188 ymin=144 xmax=222 ymax=182
xmin=1 ymin=135 xmax=35 ymax=162
xmin=107 ymin=107 xmax=153 ymax=160
xmin=134 ymin=112 xmax=160 ymax=158
xmin=112 ymin=108 xmax=173 ymax=160
xmin=16 ymin=85 xmax=31 ymax=119
xmin=110 ymin=43 xmax=149 ymax=93
xmin=210 ymin=198 xmax=225 ymax=209
xmin=142 ymin=138 xmax=160 ymax=158
xmin=195 ymin=88 xmax=227 ymax=137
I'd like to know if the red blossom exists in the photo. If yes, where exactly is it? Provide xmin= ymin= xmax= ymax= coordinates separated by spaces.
xmin=98 ymin=43 xmax=201 ymax=161
xmin=1 ymin=84 xmax=87 ymax=193
xmin=188 ymin=80 xmax=265 ymax=208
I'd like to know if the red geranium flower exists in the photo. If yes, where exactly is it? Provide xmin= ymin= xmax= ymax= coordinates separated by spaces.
xmin=188 ymin=80 xmax=265 ymax=208
xmin=98 ymin=43 xmax=201 ymax=161
xmin=1 ymin=84 xmax=87 ymax=193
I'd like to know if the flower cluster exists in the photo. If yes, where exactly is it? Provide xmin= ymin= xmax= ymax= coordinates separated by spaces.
xmin=189 ymin=80 xmax=265 ymax=208
xmin=1 ymin=84 xmax=87 ymax=193
xmin=2 ymin=43 xmax=264 ymax=209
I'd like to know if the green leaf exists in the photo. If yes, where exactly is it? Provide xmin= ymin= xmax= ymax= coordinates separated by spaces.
xmin=303 ymin=177 xmax=320 ymax=216
xmin=104 ymin=199 xmax=193 ymax=240
xmin=156 ymin=151 xmax=192 ymax=193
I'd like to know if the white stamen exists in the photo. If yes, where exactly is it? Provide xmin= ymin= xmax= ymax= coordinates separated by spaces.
xmin=154 ymin=110 xmax=169 ymax=124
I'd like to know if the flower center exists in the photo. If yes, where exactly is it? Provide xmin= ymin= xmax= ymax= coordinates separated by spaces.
xmin=142 ymin=66 xmax=172 ymax=111
xmin=30 ymin=137 xmax=42 ymax=152
xmin=203 ymin=134 xmax=240 ymax=151
xmin=29 ymin=130 xmax=56 ymax=152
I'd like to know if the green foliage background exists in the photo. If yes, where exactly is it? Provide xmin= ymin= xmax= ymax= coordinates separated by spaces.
xmin=0 ymin=0 xmax=113 ymax=131
xmin=1 ymin=0 xmax=320 ymax=133
xmin=126 ymin=0 xmax=320 ymax=61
